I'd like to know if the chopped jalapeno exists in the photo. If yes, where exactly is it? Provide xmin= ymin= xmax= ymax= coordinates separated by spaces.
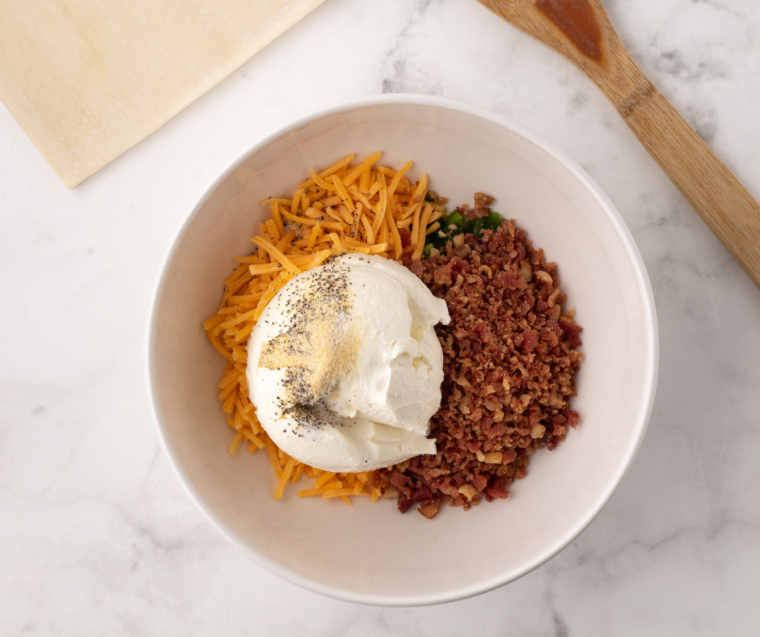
xmin=484 ymin=212 xmax=502 ymax=230
xmin=467 ymin=217 xmax=484 ymax=236
xmin=432 ymin=234 xmax=449 ymax=250
xmin=446 ymin=211 xmax=464 ymax=227
xmin=420 ymin=202 xmax=500 ymax=259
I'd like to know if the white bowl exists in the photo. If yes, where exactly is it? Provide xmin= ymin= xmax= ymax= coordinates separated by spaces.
xmin=147 ymin=94 xmax=658 ymax=606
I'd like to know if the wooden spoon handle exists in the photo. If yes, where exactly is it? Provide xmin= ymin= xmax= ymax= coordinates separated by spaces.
xmin=477 ymin=0 xmax=760 ymax=288
xmin=604 ymin=64 xmax=760 ymax=288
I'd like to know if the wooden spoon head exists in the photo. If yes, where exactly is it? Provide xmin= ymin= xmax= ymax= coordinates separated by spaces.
xmin=476 ymin=0 xmax=622 ymax=80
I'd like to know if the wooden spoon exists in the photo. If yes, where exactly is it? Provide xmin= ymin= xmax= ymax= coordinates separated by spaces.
xmin=477 ymin=0 xmax=760 ymax=289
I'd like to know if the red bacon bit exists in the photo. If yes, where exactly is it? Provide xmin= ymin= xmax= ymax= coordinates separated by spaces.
xmin=522 ymin=329 xmax=538 ymax=352
xmin=484 ymin=423 xmax=505 ymax=438
xmin=397 ymin=497 xmax=413 ymax=514
xmin=389 ymin=471 xmax=409 ymax=489
xmin=471 ymin=474 xmax=488 ymax=492
xmin=559 ymin=319 xmax=583 ymax=347
xmin=558 ymin=319 xmax=582 ymax=335
xmin=434 ymin=264 xmax=453 ymax=286
xmin=411 ymin=486 xmax=433 ymax=501
xmin=409 ymin=260 xmax=424 ymax=277
xmin=484 ymin=476 xmax=511 ymax=501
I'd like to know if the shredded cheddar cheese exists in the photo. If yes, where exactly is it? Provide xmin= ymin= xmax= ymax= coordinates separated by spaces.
xmin=204 ymin=153 xmax=446 ymax=503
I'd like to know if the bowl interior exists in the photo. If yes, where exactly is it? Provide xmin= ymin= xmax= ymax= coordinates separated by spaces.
xmin=149 ymin=99 xmax=656 ymax=605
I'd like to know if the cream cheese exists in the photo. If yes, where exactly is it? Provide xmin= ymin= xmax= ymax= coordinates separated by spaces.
xmin=247 ymin=253 xmax=450 ymax=472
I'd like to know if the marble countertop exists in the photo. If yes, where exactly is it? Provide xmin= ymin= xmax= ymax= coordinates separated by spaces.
xmin=2 ymin=0 xmax=759 ymax=634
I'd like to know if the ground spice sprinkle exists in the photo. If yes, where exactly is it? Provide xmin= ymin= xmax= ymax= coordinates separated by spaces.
xmin=259 ymin=259 xmax=359 ymax=424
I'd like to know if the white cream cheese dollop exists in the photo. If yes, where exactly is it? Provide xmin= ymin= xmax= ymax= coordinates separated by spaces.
xmin=247 ymin=253 xmax=450 ymax=473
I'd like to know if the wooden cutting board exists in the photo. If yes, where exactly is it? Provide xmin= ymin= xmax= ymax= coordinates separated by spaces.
xmin=0 ymin=0 xmax=325 ymax=188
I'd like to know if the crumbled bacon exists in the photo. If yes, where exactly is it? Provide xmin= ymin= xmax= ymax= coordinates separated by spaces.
xmin=375 ymin=198 xmax=583 ymax=518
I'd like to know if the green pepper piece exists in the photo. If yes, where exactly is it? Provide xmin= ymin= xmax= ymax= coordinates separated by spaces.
xmin=432 ymin=235 xmax=448 ymax=250
xmin=446 ymin=211 xmax=464 ymax=228
xmin=484 ymin=212 xmax=502 ymax=230
xmin=425 ymin=192 xmax=435 ymax=202
xmin=422 ymin=243 xmax=433 ymax=259
xmin=468 ymin=217 xmax=484 ymax=236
